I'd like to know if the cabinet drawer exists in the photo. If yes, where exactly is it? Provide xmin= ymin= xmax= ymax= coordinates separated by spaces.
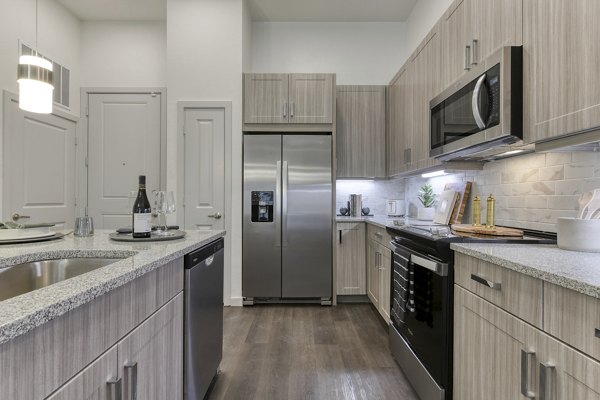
xmin=454 ymin=253 xmax=543 ymax=327
xmin=544 ymin=282 xmax=600 ymax=361
xmin=367 ymin=223 xmax=393 ymax=249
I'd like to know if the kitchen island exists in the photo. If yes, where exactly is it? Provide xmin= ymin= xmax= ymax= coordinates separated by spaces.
xmin=0 ymin=229 xmax=225 ymax=400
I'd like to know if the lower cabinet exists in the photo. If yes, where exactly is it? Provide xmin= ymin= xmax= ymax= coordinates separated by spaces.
xmin=336 ymin=222 xmax=366 ymax=295
xmin=455 ymin=285 xmax=600 ymax=399
xmin=367 ymin=239 xmax=391 ymax=323
xmin=47 ymin=293 xmax=183 ymax=400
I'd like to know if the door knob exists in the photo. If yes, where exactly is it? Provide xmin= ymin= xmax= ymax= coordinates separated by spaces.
xmin=12 ymin=213 xmax=30 ymax=222
xmin=208 ymin=212 xmax=222 ymax=219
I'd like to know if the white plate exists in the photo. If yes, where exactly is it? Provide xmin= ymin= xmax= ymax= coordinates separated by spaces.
xmin=0 ymin=228 xmax=54 ymax=240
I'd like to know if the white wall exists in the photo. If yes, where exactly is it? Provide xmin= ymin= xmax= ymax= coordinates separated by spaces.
xmin=80 ymin=21 xmax=166 ymax=87
xmin=167 ymin=0 xmax=244 ymax=306
xmin=0 ymin=0 xmax=80 ymax=214
xmin=403 ymin=0 xmax=453 ymax=63
xmin=251 ymin=22 xmax=406 ymax=84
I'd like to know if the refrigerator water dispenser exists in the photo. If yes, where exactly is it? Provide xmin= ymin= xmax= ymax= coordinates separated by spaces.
xmin=251 ymin=191 xmax=273 ymax=222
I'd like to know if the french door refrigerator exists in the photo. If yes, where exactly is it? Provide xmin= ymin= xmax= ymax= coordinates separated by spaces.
xmin=243 ymin=134 xmax=333 ymax=305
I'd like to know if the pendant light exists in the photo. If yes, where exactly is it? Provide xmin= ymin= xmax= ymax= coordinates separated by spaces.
xmin=17 ymin=0 xmax=53 ymax=114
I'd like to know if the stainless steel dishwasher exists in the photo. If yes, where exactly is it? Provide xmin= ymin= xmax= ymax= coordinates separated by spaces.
xmin=184 ymin=237 xmax=224 ymax=400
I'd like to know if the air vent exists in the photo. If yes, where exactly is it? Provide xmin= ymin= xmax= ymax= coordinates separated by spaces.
xmin=20 ymin=43 xmax=70 ymax=109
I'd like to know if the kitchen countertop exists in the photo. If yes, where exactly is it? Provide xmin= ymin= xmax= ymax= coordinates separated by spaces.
xmin=335 ymin=215 xmax=403 ymax=229
xmin=0 ymin=229 xmax=225 ymax=345
xmin=451 ymin=243 xmax=600 ymax=299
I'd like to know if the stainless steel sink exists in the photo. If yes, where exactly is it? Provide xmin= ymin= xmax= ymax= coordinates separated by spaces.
xmin=0 ymin=257 xmax=123 ymax=302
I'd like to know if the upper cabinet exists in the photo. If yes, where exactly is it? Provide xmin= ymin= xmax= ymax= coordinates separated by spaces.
xmin=441 ymin=0 xmax=522 ymax=89
xmin=336 ymin=85 xmax=386 ymax=178
xmin=523 ymin=0 xmax=600 ymax=143
xmin=387 ymin=66 xmax=411 ymax=176
xmin=243 ymin=73 xmax=335 ymax=131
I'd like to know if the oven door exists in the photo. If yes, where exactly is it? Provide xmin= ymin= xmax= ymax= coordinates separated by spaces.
xmin=392 ymin=244 xmax=451 ymax=387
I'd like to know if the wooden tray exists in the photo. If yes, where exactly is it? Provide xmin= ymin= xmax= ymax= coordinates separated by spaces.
xmin=109 ymin=230 xmax=186 ymax=242
xmin=451 ymin=224 xmax=524 ymax=237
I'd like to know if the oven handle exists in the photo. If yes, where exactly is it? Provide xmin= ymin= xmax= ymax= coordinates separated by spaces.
xmin=394 ymin=243 xmax=448 ymax=277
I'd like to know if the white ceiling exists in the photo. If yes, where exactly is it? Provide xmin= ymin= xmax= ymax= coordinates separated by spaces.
xmin=56 ymin=0 xmax=417 ymax=22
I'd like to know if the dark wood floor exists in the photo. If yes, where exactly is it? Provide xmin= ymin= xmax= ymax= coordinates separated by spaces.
xmin=207 ymin=304 xmax=418 ymax=400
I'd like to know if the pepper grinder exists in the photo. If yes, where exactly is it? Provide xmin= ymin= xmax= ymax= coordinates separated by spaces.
xmin=472 ymin=195 xmax=482 ymax=226
xmin=486 ymin=194 xmax=496 ymax=228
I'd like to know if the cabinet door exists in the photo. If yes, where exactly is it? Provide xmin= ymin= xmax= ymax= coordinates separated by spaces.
xmin=442 ymin=0 xmax=474 ymax=88
xmin=472 ymin=0 xmax=522 ymax=64
xmin=335 ymin=223 xmax=366 ymax=295
xmin=523 ymin=0 xmax=600 ymax=143
xmin=118 ymin=293 xmax=183 ymax=400
xmin=367 ymin=239 xmax=380 ymax=307
xmin=378 ymin=243 xmax=391 ymax=324
xmin=454 ymin=286 xmax=537 ymax=399
xmin=47 ymin=347 xmax=119 ymax=400
xmin=289 ymin=73 xmax=334 ymax=124
xmin=387 ymin=67 xmax=411 ymax=176
xmin=243 ymin=73 xmax=289 ymax=124
xmin=336 ymin=86 xmax=386 ymax=178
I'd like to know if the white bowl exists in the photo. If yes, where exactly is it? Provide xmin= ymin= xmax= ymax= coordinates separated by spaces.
xmin=557 ymin=217 xmax=600 ymax=252
xmin=0 ymin=227 xmax=52 ymax=240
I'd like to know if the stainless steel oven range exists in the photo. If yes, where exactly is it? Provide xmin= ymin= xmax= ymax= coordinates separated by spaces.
xmin=386 ymin=223 xmax=556 ymax=400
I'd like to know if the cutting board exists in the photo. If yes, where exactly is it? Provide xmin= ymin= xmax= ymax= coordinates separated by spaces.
xmin=452 ymin=224 xmax=524 ymax=237
xmin=444 ymin=182 xmax=472 ymax=225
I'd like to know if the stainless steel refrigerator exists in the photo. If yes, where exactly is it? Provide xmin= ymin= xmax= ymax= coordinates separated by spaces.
xmin=243 ymin=134 xmax=332 ymax=305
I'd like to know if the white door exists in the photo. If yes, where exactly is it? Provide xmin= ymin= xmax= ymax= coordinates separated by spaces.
xmin=183 ymin=108 xmax=225 ymax=230
xmin=87 ymin=93 xmax=162 ymax=229
xmin=3 ymin=95 xmax=77 ymax=226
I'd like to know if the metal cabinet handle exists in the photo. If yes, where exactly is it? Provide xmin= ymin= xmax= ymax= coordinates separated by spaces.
xmin=464 ymin=45 xmax=471 ymax=70
xmin=124 ymin=362 xmax=138 ymax=400
xmin=471 ymin=39 xmax=478 ymax=65
xmin=339 ymin=230 xmax=342 ymax=244
xmin=11 ymin=213 xmax=30 ymax=221
xmin=375 ymin=232 xmax=383 ymax=239
xmin=521 ymin=350 xmax=536 ymax=399
xmin=539 ymin=362 xmax=556 ymax=400
xmin=208 ymin=212 xmax=222 ymax=219
xmin=283 ymin=102 xmax=287 ymax=118
xmin=290 ymin=102 xmax=294 ymax=118
xmin=470 ymin=273 xmax=501 ymax=290
xmin=595 ymin=328 xmax=600 ymax=338
xmin=107 ymin=377 xmax=122 ymax=400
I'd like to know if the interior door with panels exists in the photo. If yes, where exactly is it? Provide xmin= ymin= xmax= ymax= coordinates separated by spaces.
xmin=183 ymin=107 xmax=225 ymax=230
xmin=87 ymin=92 xmax=162 ymax=229
xmin=243 ymin=73 xmax=289 ymax=124
xmin=3 ymin=94 xmax=77 ymax=226
xmin=288 ymin=73 xmax=334 ymax=124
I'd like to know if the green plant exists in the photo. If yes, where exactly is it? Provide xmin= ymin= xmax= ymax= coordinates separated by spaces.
xmin=418 ymin=183 xmax=436 ymax=208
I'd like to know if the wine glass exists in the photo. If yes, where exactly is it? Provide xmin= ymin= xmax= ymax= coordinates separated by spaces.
xmin=152 ymin=190 xmax=169 ymax=235
xmin=160 ymin=191 xmax=176 ymax=236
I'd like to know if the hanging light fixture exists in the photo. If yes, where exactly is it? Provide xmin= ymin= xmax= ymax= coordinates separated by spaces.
xmin=18 ymin=0 xmax=53 ymax=114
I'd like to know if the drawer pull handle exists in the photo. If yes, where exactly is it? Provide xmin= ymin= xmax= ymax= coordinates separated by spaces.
xmin=375 ymin=232 xmax=383 ymax=238
xmin=124 ymin=362 xmax=138 ymax=400
xmin=521 ymin=350 xmax=536 ymax=399
xmin=595 ymin=328 xmax=600 ymax=338
xmin=107 ymin=377 xmax=122 ymax=400
xmin=539 ymin=362 xmax=556 ymax=400
xmin=470 ymin=274 xmax=501 ymax=290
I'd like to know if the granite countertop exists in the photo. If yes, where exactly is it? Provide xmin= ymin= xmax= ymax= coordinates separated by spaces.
xmin=451 ymin=243 xmax=600 ymax=299
xmin=0 ymin=229 xmax=225 ymax=345
xmin=335 ymin=215 xmax=403 ymax=229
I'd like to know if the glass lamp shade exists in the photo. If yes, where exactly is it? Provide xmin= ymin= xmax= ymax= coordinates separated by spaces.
xmin=18 ymin=55 xmax=54 ymax=114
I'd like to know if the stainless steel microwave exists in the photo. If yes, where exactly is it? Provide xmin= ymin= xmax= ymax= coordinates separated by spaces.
xmin=430 ymin=46 xmax=523 ymax=161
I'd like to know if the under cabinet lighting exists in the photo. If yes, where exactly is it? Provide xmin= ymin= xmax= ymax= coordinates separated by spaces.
xmin=421 ymin=170 xmax=447 ymax=178
xmin=496 ymin=149 xmax=525 ymax=157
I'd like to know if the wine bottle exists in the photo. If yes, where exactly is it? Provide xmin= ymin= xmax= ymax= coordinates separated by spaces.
xmin=132 ymin=175 xmax=152 ymax=238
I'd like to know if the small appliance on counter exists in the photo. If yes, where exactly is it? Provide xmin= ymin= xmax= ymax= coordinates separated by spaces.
xmin=386 ymin=199 xmax=405 ymax=217
xmin=349 ymin=194 xmax=362 ymax=217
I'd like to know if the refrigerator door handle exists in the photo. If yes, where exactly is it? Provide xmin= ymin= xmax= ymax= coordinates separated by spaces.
xmin=282 ymin=160 xmax=289 ymax=246
xmin=275 ymin=160 xmax=282 ymax=247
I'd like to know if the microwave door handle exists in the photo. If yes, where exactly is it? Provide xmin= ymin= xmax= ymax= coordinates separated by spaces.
xmin=472 ymin=73 xmax=487 ymax=130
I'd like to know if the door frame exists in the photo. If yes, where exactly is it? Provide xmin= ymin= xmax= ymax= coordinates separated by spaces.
xmin=177 ymin=101 xmax=232 ymax=304
xmin=2 ymin=90 xmax=79 ymax=222
xmin=78 ymin=87 xmax=167 ymax=217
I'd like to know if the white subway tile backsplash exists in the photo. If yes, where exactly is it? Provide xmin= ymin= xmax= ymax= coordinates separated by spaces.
xmin=539 ymin=165 xmax=564 ymax=181
xmin=546 ymin=152 xmax=572 ymax=166
xmin=565 ymin=163 xmax=596 ymax=179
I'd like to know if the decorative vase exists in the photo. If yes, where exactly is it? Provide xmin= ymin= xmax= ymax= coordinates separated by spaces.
xmin=417 ymin=207 xmax=435 ymax=221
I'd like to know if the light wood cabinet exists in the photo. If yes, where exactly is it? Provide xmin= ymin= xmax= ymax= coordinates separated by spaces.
xmin=367 ymin=234 xmax=392 ymax=323
xmin=46 ymin=347 xmax=119 ymax=400
xmin=336 ymin=85 xmax=386 ymax=178
xmin=378 ymin=244 xmax=392 ymax=323
xmin=118 ymin=293 xmax=183 ymax=400
xmin=387 ymin=66 xmax=411 ymax=176
xmin=243 ymin=73 xmax=335 ymax=129
xmin=367 ymin=239 xmax=380 ymax=309
xmin=442 ymin=0 xmax=473 ymax=88
xmin=336 ymin=222 xmax=366 ymax=295
xmin=472 ymin=0 xmax=522 ymax=63
xmin=523 ymin=0 xmax=600 ymax=143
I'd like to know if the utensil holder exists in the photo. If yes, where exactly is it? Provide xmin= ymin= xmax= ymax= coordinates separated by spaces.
xmin=557 ymin=218 xmax=600 ymax=252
